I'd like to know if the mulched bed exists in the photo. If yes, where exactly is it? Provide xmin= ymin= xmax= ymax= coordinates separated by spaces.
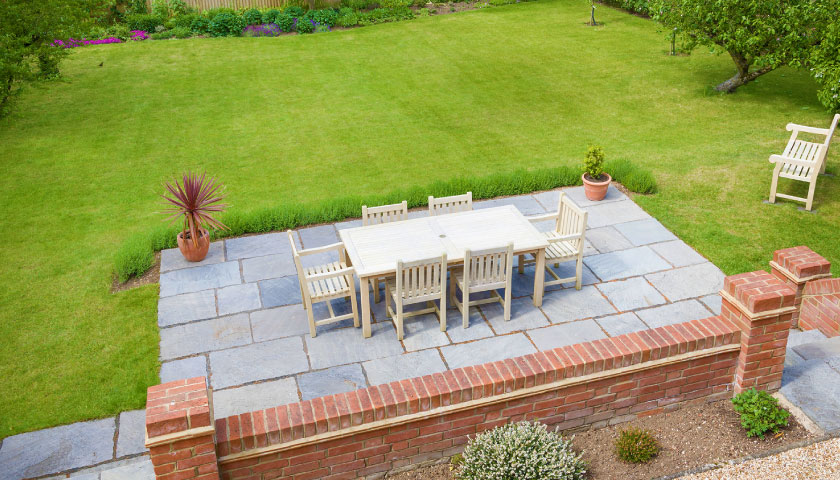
xmin=387 ymin=400 xmax=813 ymax=479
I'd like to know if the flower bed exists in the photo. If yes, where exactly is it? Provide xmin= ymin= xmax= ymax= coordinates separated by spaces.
xmin=54 ymin=30 xmax=148 ymax=49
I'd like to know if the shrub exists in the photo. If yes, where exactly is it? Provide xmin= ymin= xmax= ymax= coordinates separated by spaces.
xmin=209 ymin=12 xmax=244 ymax=36
xmin=125 ymin=14 xmax=166 ymax=32
xmin=417 ymin=7 xmax=430 ymax=16
xmin=150 ymin=30 xmax=175 ymax=40
xmin=276 ymin=13 xmax=296 ymax=32
xmin=458 ymin=422 xmax=586 ymax=480
xmin=241 ymin=8 xmax=263 ymax=26
xmin=296 ymin=18 xmax=316 ymax=33
xmin=106 ymin=24 xmax=132 ymax=41
xmin=262 ymin=8 xmax=282 ymax=23
xmin=336 ymin=11 xmax=359 ymax=26
xmin=284 ymin=5 xmax=305 ymax=18
xmin=204 ymin=7 xmax=236 ymax=18
xmin=583 ymin=145 xmax=605 ymax=181
xmin=126 ymin=0 xmax=148 ymax=15
xmin=380 ymin=0 xmax=412 ymax=8
xmin=171 ymin=13 xmax=200 ymax=29
xmin=171 ymin=26 xmax=193 ymax=38
xmin=151 ymin=0 xmax=170 ymax=18
xmin=731 ymin=388 xmax=790 ymax=439
xmin=244 ymin=23 xmax=282 ymax=37
xmin=614 ymin=428 xmax=659 ymax=463
xmin=168 ymin=0 xmax=189 ymax=16
xmin=190 ymin=15 xmax=211 ymax=34
xmin=305 ymin=8 xmax=339 ymax=27
xmin=346 ymin=0 xmax=377 ymax=10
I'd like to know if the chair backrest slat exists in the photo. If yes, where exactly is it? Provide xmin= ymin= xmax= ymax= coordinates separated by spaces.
xmin=362 ymin=201 xmax=408 ymax=226
xmin=396 ymin=253 xmax=448 ymax=301
xmin=554 ymin=193 xmax=587 ymax=249
xmin=464 ymin=244 xmax=513 ymax=287
xmin=428 ymin=192 xmax=473 ymax=216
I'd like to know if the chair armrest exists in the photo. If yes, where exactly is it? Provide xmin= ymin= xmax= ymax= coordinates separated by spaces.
xmin=547 ymin=233 xmax=583 ymax=243
xmin=769 ymin=154 xmax=820 ymax=167
xmin=306 ymin=266 xmax=355 ymax=281
xmin=786 ymin=123 xmax=831 ymax=136
xmin=527 ymin=213 xmax=557 ymax=224
xmin=298 ymin=242 xmax=345 ymax=256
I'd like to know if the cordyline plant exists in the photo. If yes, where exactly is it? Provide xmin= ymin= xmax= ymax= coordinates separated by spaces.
xmin=162 ymin=172 xmax=228 ymax=246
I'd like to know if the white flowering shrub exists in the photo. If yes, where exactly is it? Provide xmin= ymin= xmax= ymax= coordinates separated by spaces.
xmin=457 ymin=421 xmax=587 ymax=480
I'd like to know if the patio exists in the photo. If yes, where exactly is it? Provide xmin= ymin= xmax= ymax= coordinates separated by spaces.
xmin=156 ymin=185 xmax=726 ymax=420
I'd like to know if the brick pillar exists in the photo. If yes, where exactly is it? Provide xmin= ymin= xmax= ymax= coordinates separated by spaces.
xmin=145 ymin=377 xmax=220 ymax=480
xmin=720 ymin=271 xmax=796 ymax=393
xmin=769 ymin=246 xmax=831 ymax=328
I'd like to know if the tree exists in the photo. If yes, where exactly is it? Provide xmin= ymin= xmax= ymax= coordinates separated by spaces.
xmin=0 ymin=0 xmax=88 ymax=116
xmin=648 ymin=0 xmax=837 ymax=93
xmin=810 ymin=20 xmax=840 ymax=112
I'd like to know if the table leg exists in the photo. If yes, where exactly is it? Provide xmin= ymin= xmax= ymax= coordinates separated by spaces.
xmin=360 ymin=276 xmax=372 ymax=338
xmin=533 ymin=248 xmax=545 ymax=307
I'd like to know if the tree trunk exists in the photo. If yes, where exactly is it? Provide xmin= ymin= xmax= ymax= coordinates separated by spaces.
xmin=715 ymin=51 xmax=776 ymax=93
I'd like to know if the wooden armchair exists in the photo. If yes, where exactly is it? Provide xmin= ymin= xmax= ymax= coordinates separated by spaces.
xmin=287 ymin=231 xmax=359 ymax=338
xmin=451 ymin=243 xmax=514 ymax=328
xmin=361 ymin=201 xmax=409 ymax=303
xmin=768 ymin=114 xmax=839 ymax=211
xmin=385 ymin=254 xmax=448 ymax=341
xmin=519 ymin=192 xmax=587 ymax=293
xmin=428 ymin=192 xmax=473 ymax=216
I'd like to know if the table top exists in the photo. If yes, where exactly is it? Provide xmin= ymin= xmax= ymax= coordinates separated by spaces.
xmin=338 ymin=205 xmax=549 ymax=278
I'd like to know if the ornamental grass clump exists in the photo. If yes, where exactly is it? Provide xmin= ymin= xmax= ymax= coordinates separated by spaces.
xmin=161 ymin=172 xmax=228 ymax=247
xmin=458 ymin=422 xmax=587 ymax=480
xmin=731 ymin=388 xmax=790 ymax=439
xmin=614 ymin=427 xmax=659 ymax=464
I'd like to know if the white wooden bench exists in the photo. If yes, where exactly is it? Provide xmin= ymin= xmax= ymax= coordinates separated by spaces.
xmin=768 ymin=114 xmax=839 ymax=211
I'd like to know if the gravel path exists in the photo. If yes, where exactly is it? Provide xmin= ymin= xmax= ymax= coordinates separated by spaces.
xmin=681 ymin=437 xmax=840 ymax=480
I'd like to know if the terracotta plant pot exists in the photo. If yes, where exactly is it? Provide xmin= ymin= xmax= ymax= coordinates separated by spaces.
xmin=177 ymin=228 xmax=210 ymax=262
xmin=582 ymin=173 xmax=611 ymax=201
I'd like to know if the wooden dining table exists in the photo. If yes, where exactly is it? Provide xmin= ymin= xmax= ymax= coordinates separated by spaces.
xmin=338 ymin=205 xmax=550 ymax=338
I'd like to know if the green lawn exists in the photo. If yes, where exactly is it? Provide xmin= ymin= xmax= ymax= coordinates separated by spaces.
xmin=1 ymin=0 xmax=838 ymax=439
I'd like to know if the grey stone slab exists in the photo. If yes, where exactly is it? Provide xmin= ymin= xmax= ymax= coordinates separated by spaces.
xmin=787 ymin=329 xmax=828 ymax=348
xmin=68 ymin=457 xmax=149 ymax=479
xmin=481 ymin=297 xmax=550 ymax=335
xmin=100 ymin=457 xmax=154 ymax=480
xmin=157 ymin=290 xmax=216 ymax=327
xmin=0 ymin=418 xmax=115 ymax=480
xmin=645 ymin=263 xmax=725 ymax=302
xmin=298 ymin=224 xmax=339 ymax=248
xmin=828 ymin=356 xmax=840 ymax=373
xmin=217 ymin=283 xmax=261 ymax=316
xmin=444 ymin=307 xmax=495 ymax=343
xmin=780 ymin=359 xmax=840 ymax=432
xmin=210 ymin=337 xmax=309 ymax=389
xmin=241 ymin=253 xmax=297 ymax=283
xmin=527 ymin=319 xmax=607 ymax=351
xmin=700 ymin=294 xmax=722 ymax=315
xmin=298 ymin=364 xmax=368 ymax=401
xmin=160 ymin=241 xmax=225 ymax=273
xmin=596 ymin=277 xmax=666 ymax=312
xmin=213 ymin=378 xmax=300 ymax=419
xmin=547 ymin=261 xmax=599 ymax=288
xmin=793 ymin=337 xmax=840 ymax=362
xmin=596 ymin=312 xmax=647 ymax=337
xmin=584 ymin=200 xmax=651 ymax=229
xmin=250 ymin=304 xmax=313 ymax=342
xmin=116 ymin=410 xmax=147 ymax=458
xmin=159 ymin=356 xmax=207 ymax=383
xmin=475 ymin=195 xmax=546 ymax=216
xmin=586 ymin=226 xmax=634 ymax=254
xmin=335 ymin=219 xmax=363 ymax=230
xmin=613 ymin=218 xmax=677 ymax=246
xmin=305 ymin=322 xmax=404 ymax=370
xmin=635 ymin=300 xmax=714 ymax=329
xmin=226 ymin=232 xmax=294 ymax=261
xmin=785 ymin=349 xmax=805 ymax=368
xmin=401 ymin=313 xmax=452 ymax=352
xmin=69 ymin=473 xmax=100 ymax=480
xmin=533 ymin=186 xmax=626 ymax=211
xmin=584 ymin=246 xmax=671 ymax=281
xmin=650 ymin=240 xmax=707 ymax=267
xmin=159 ymin=314 xmax=252 ymax=360
xmin=363 ymin=350 xmax=448 ymax=386
xmin=440 ymin=334 xmax=536 ymax=370
xmin=259 ymin=276 xmax=302 ymax=308
xmin=510 ymin=265 xmax=565 ymax=298
xmin=159 ymin=261 xmax=241 ymax=298
xmin=539 ymin=285 xmax=617 ymax=323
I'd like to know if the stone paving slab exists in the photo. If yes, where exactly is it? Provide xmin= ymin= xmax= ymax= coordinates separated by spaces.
xmin=794 ymin=337 xmax=840 ymax=362
xmin=298 ymin=224 xmax=339 ymax=248
xmin=482 ymin=297 xmax=550 ymax=334
xmin=159 ymin=261 xmax=241 ymax=297
xmin=539 ymin=285 xmax=617 ymax=323
xmin=250 ymin=304 xmax=313 ymax=341
xmin=584 ymin=246 xmax=671 ymax=281
xmin=159 ymin=355 xmax=207 ymax=383
xmin=788 ymin=329 xmax=828 ymax=348
xmin=699 ymin=294 xmax=722 ymax=315
xmin=613 ymin=218 xmax=678 ymax=246
xmin=213 ymin=378 xmax=299 ymax=420
xmin=305 ymin=322 xmax=404 ymax=370
xmin=584 ymin=199 xmax=651 ymax=229
xmin=67 ymin=457 xmax=153 ymax=480
xmin=99 ymin=457 xmax=154 ymax=480
xmin=116 ymin=410 xmax=147 ymax=458
xmin=259 ymin=276 xmax=302 ymax=308
xmin=0 ymin=418 xmax=115 ymax=480
xmin=298 ymin=364 xmax=368 ymax=401
xmin=475 ymin=195 xmax=546 ymax=216
xmin=650 ymin=240 xmax=707 ymax=268
xmin=401 ymin=313 xmax=452 ymax=352
xmin=160 ymin=242 xmax=225 ymax=273
xmin=363 ymin=350 xmax=448 ymax=387
xmin=241 ymin=253 xmax=298 ymax=283
xmin=533 ymin=185 xmax=625 ymax=210
xmin=443 ymin=307 xmax=494 ymax=343
xmin=157 ymin=290 xmax=216 ymax=327
xmin=440 ymin=333 xmax=535 ymax=370
xmin=635 ymin=300 xmax=714 ymax=329
xmin=596 ymin=276 xmax=666 ymax=312
xmin=585 ymin=226 xmax=634 ymax=253
xmin=646 ymin=262 xmax=724 ymax=302
xmin=225 ymin=232 xmax=292 ymax=261
xmin=159 ymin=314 xmax=252 ymax=360
xmin=527 ymin=319 xmax=606 ymax=351
xmin=781 ymin=359 xmax=840 ymax=433
xmin=217 ymin=283 xmax=261 ymax=316
xmin=596 ymin=312 xmax=648 ymax=337
xmin=209 ymin=337 xmax=309 ymax=389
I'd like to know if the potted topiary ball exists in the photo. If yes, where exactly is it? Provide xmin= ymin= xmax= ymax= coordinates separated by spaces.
xmin=582 ymin=145 xmax=611 ymax=201
xmin=162 ymin=172 xmax=228 ymax=262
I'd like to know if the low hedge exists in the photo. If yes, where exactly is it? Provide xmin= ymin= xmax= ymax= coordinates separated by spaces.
xmin=114 ymin=161 xmax=656 ymax=282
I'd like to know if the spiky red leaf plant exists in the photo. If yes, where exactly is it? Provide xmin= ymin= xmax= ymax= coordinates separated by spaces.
xmin=162 ymin=172 xmax=228 ymax=247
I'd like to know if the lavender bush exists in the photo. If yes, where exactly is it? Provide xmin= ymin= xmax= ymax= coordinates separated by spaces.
xmin=243 ymin=23 xmax=282 ymax=37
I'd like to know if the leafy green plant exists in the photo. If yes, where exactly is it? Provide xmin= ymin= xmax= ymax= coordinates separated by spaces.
xmin=337 ymin=11 xmax=359 ymax=25
xmin=204 ymin=7 xmax=235 ymax=18
xmin=305 ymin=8 xmax=339 ymax=26
xmin=614 ymin=428 xmax=659 ymax=463
xmin=106 ymin=24 xmax=132 ymax=41
xmin=381 ymin=0 xmax=412 ymax=8
xmin=458 ymin=422 xmax=587 ymax=480
xmin=171 ymin=13 xmax=200 ymax=29
xmin=190 ymin=15 xmax=211 ymax=34
xmin=731 ymin=388 xmax=790 ymax=438
xmin=125 ymin=13 xmax=165 ymax=32
xmin=168 ymin=0 xmax=189 ymax=16
xmin=150 ymin=30 xmax=175 ymax=40
xmin=347 ymin=0 xmax=377 ymax=10
xmin=284 ymin=5 xmax=306 ymax=18
xmin=262 ymin=8 xmax=282 ymax=23
xmin=162 ymin=172 xmax=228 ymax=248
xmin=171 ymin=26 xmax=192 ymax=38
xmin=417 ymin=7 xmax=430 ymax=15
xmin=276 ymin=13 xmax=295 ymax=32
xmin=583 ymin=145 xmax=606 ymax=181
xmin=209 ymin=12 xmax=244 ymax=37
xmin=126 ymin=0 xmax=148 ymax=14
xmin=296 ymin=17 xmax=316 ymax=33
xmin=151 ymin=0 xmax=169 ymax=18
xmin=241 ymin=8 xmax=263 ymax=26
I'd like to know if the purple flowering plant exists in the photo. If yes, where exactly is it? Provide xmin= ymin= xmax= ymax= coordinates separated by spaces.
xmin=243 ymin=23 xmax=282 ymax=37
xmin=53 ymin=30 xmax=148 ymax=49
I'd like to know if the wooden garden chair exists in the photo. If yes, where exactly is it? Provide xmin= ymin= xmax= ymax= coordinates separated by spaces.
xmin=385 ymin=253 xmax=448 ymax=341
xmin=287 ymin=230 xmax=359 ymax=338
xmin=361 ymin=201 xmax=409 ymax=304
xmin=768 ymin=114 xmax=839 ymax=211
xmin=451 ymin=243 xmax=514 ymax=328
xmin=428 ymin=192 xmax=473 ymax=216
xmin=518 ymin=192 xmax=588 ymax=292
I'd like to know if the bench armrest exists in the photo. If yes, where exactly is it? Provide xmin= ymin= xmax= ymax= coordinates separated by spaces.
xmin=786 ymin=123 xmax=831 ymax=136
xmin=547 ymin=233 xmax=583 ymax=243
xmin=769 ymin=154 xmax=820 ymax=167
xmin=527 ymin=213 xmax=557 ymax=224
xmin=298 ymin=242 xmax=345 ymax=256
xmin=306 ymin=266 xmax=355 ymax=282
